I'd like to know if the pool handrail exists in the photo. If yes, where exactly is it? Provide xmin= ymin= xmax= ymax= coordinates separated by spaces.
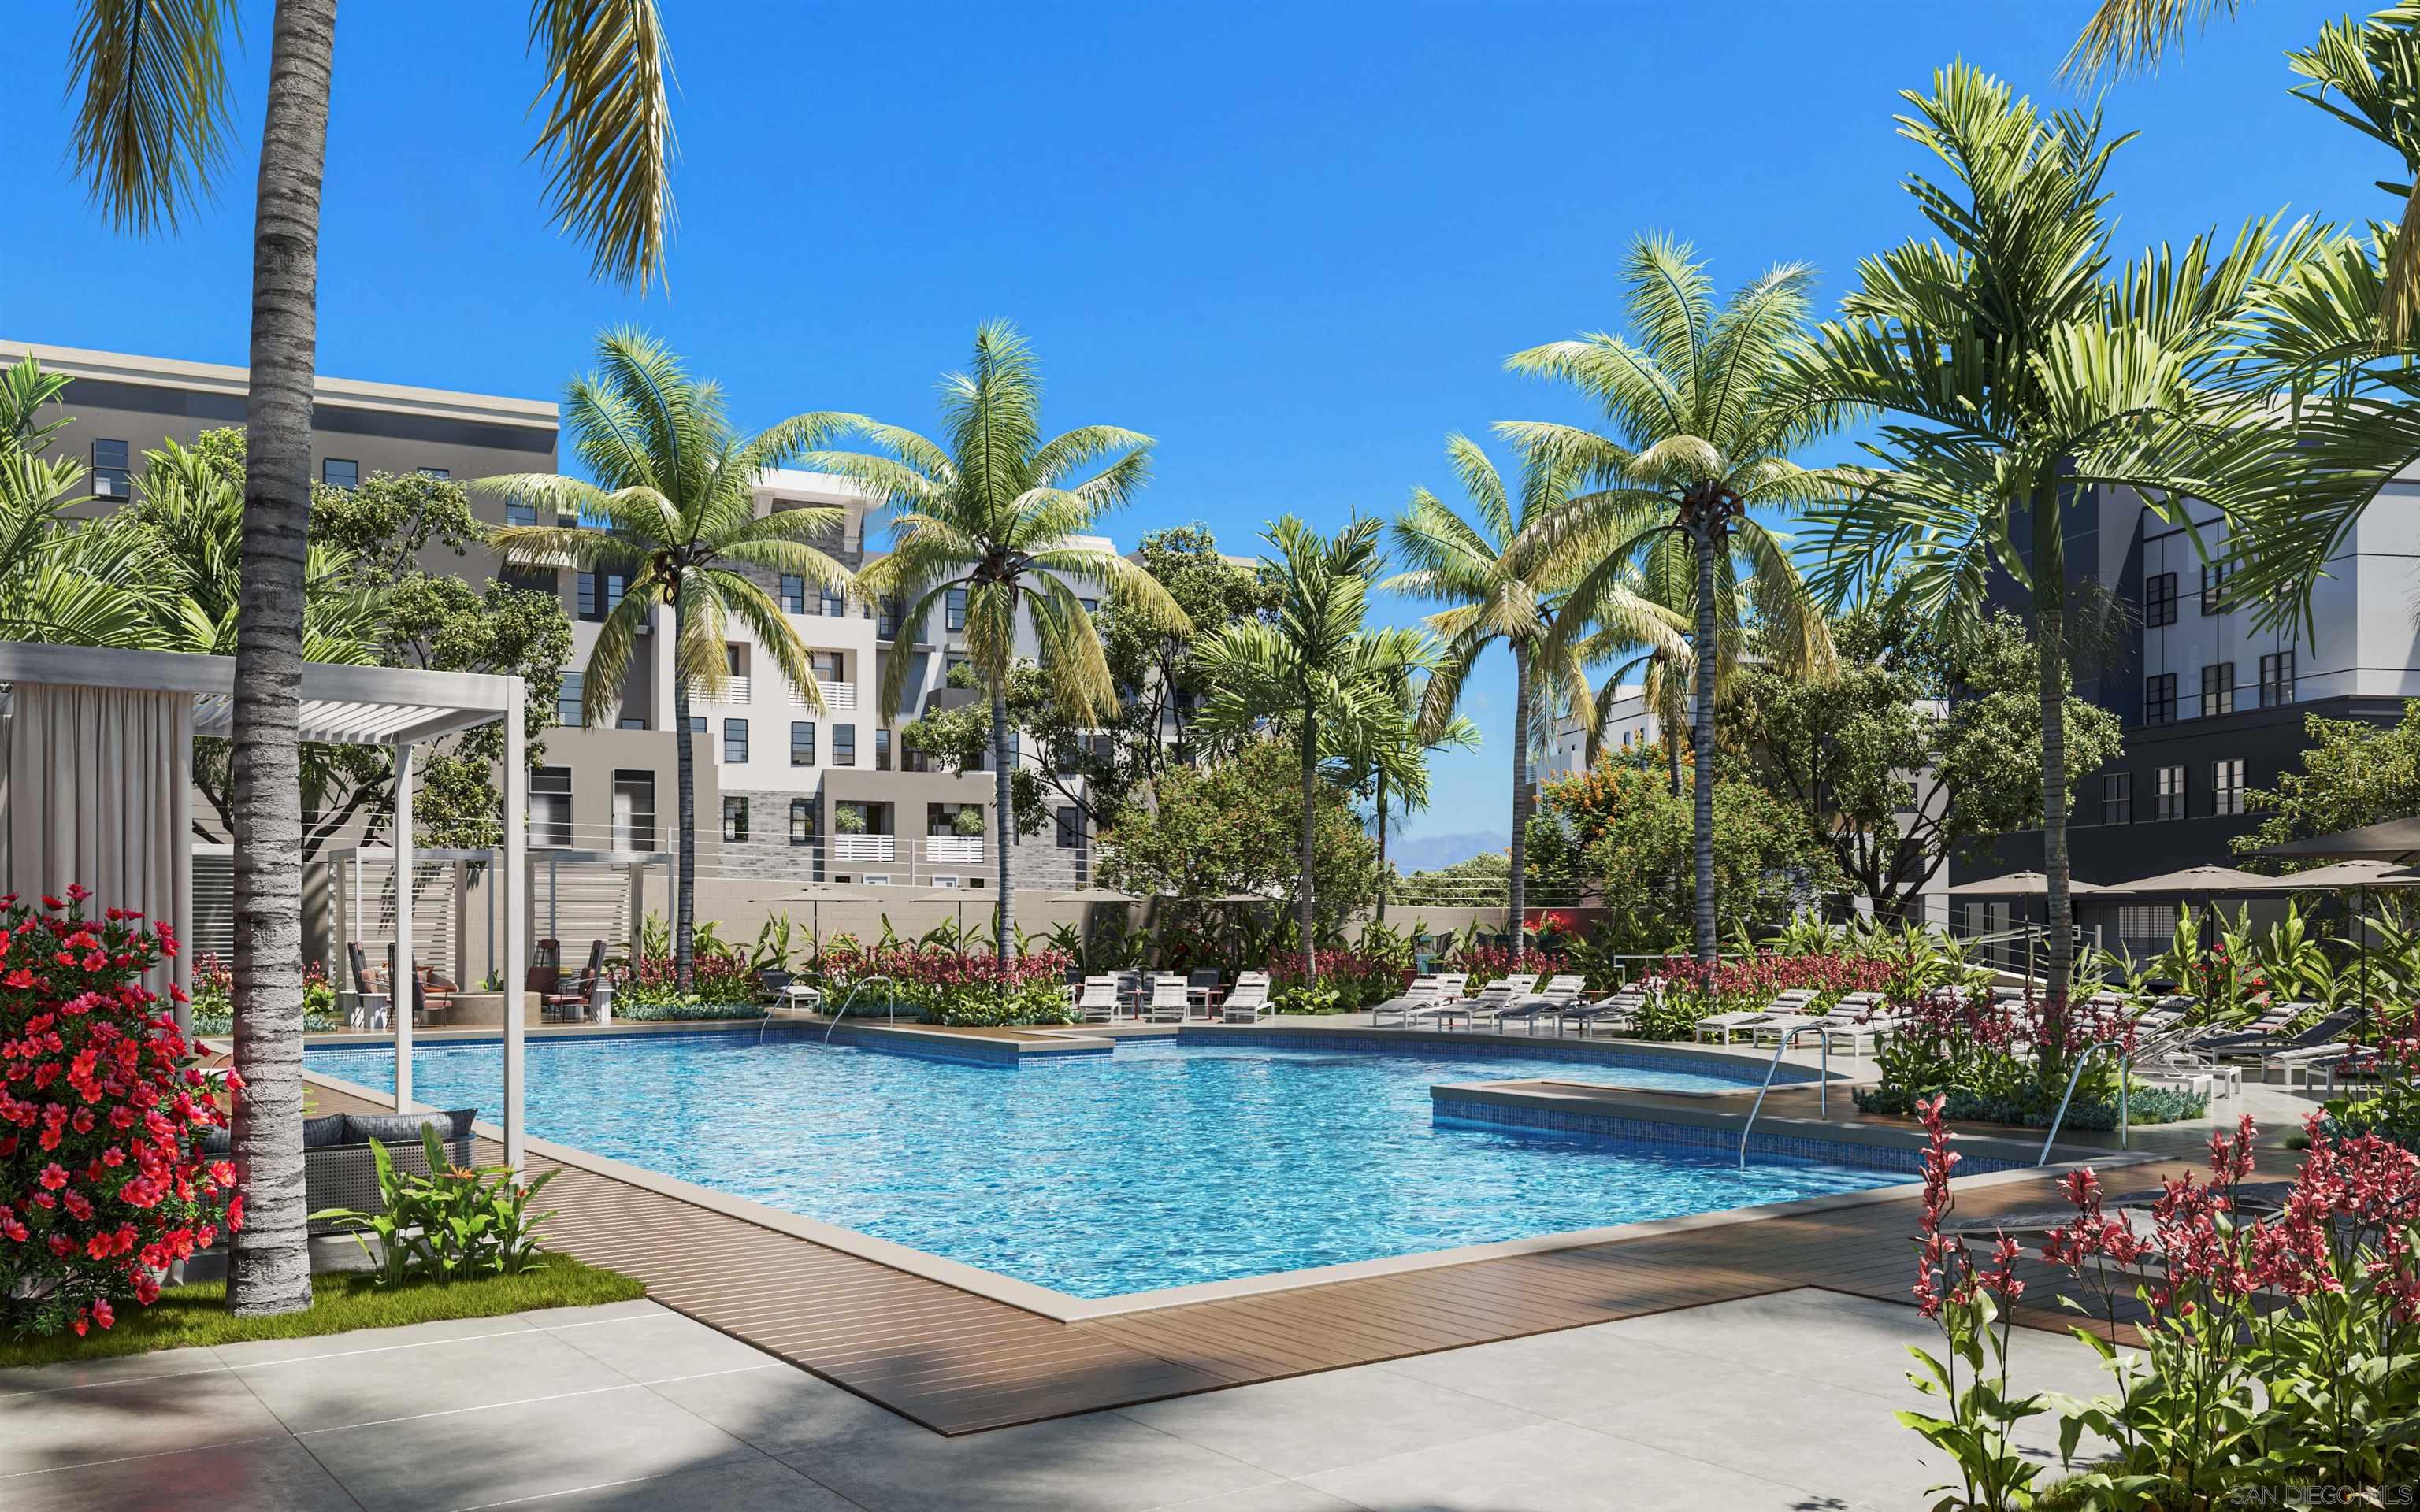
xmin=819 ymin=976 xmax=902 ymax=1043
xmin=1738 ymin=1023 xmax=1831 ymax=1171
xmin=2037 ymin=1038 xmax=2129 ymax=1166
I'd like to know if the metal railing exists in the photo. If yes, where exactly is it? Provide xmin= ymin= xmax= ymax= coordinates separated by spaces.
xmin=2039 ymin=1039 xmax=2129 ymax=1166
xmin=822 ymin=976 xmax=901 ymax=1043
xmin=1738 ymin=1023 xmax=1831 ymax=1170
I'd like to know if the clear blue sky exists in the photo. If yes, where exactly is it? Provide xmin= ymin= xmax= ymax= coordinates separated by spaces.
xmin=0 ymin=2 xmax=2388 ymax=855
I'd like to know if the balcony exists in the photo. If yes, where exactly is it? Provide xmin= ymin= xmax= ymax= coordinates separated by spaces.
xmin=832 ymin=834 xmax=896 ymax=863
xmin=685 ymin=674 xmax=750 ymax=705
xmin=923 ymin=836 xmax=982 ymax=864
xmin=792 ymin=679 xmax=856 ymax=710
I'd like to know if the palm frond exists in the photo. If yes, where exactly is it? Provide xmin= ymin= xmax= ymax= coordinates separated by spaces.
xmin=527 ymin=0 xmax=676 ymax=290
xmin=68 ymin=0 xmax=238 ymax=236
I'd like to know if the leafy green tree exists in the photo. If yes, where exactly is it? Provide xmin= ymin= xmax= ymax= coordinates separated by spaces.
xmin=1097 ymin=739 xmax=1378 ymax=928
xmin=1191 ymin=517 xmax=1432 ymax=973
xmin=1724 ymin=607 xmax=2123 ymax=919
xmin=0 ymin=358 xmax=159 ymax=648
xmin=837 ymin=323 xmax=1188 ymax=948
xmin=2232 ymin=702 xmax=2420 ymax=867
xmin=490 ymin=330 xmax=859 ymax=992
xmin=1506 ymin=234 xmax=1840 ymax=966
xmin=1390 ymin=850 xmax=1510 ymax=910
xmin=55 ymin=0 xmax=677 ymax=1315
xmin=1787 ymin=64 xmax=2308 ymax=1015
xmin=1386 ymin=434 xmax=1683 ymax=935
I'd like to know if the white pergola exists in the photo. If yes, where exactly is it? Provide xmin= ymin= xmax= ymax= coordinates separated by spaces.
xmin=0 ymin=643 xmax=532 ymax=1169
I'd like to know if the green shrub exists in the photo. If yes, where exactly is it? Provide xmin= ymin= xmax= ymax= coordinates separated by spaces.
xmin=311 ymin=1128 xmax=557 ymax=1286
xmin=610 ymin=999 xmax=765 ymax=1022
xmin=1854 ymin=1082 xmax=2206 ymax=1129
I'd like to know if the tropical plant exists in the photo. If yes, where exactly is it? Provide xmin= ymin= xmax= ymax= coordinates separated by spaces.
xmin=311 ymin=1127 xmax=559 ymax=1288
xmin=53 ymin=0 xmax=675 ymax=1317
xmin=1191 ymin=517 xmax=1433 ymax=974
xmin=489 ymin=329 xmax=859 ymax=993
xmin=0 ymin=358 xmax=162 ymax=650
xmin=830 ymin=323 xmax=1186 ymax=950
xmin=1386 ymin=433 xmax=1683 ymax=934
xmin=1787 ymin=64 xmax=2314 ymax=1034
xmin=1505 ymin=233 xmax=1842 ymax=965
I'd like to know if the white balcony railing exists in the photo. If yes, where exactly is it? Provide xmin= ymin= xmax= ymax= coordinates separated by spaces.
xmin=793 ymin=679 xmax=856 ymax=710
xmin=923 ymin=836 xmax=982 ymax=863
xmin=685 ymin=673 xmax=751 ymax=705
xmin=832 ymin=834 xmax=896 ymax=862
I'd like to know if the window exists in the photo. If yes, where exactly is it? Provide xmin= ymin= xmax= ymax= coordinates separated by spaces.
xmin=2259 ymin=650 xmax=2296 ymax=708
xmin=2200 ymin=561 xmax=2230 ymax=615
xmin=2200 ymin=662 xmax=2234 ymax=719
xmin=1079 ymin=596 xmax=1098 ymax=616
xmin=616 ymin=716 xmax=646 ymax=731
xmin=2154 ymin=765 xmax=2186 ymax=821
xmin=875 ymin=728 xmax=892 ymax=771
xmin=723 ymin=718 xmax=749 ymax=763
xmin=506 ymin=498 xmax=537 ymax=525
xmin=612 ymin=771 xmax=656 ymax=850
xmin=790 ymin=721 xmax=816 ymax=766
xmin=321 ymin=458 xmax=358 ymax=490
xmin=722 ymin=796 xmax=749 ymax=843
xmin=2143 ymin=572 xmax=2177 ymax=628
xmin=2144 ymin=673 xmax=2177 ymax=726
xmin=2213 ymin=758 xmax=2246 ymax=817
xmin=810 ymin=650 xmax=843 ymax=684
xmin=1056 ymin=738 xmax=1082 ymax=776
xmin=780 ymin=575 xmax=806 ymax=613
xmin=789 ymin=799 xmax=816 ymax=844
xmin=2100 ymin=772 xmax=2132 ymax=826
xmin=687 ymin=715 xmax=707 ymax=732
xmin=833 ymin=724 xmax=856 ymax=767
xmin=556 ymin=670 xmax=585 ymax=729
xmin=1056 ymin=806 xmax=1082 ymax=849
xmin=531 ymin=767 xmax=573 ymax=847
xmin=945 ymin=587 xmax=967 ymax=632
xmin=822 ymin=586 xmax=845 ymax=617
xmin=416 ymin=465 xmax=450 ymax=480
xmin=577 ymin=570 xmax=627 ymax=621
xmin=876 ymin=598 xmax=904 ymax=639
xmin=88 ymin=439 xmax=130 ymax=500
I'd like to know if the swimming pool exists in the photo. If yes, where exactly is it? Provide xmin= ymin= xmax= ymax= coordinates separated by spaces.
xmin=308 ymin=1031 xmax=1901 ymax=1299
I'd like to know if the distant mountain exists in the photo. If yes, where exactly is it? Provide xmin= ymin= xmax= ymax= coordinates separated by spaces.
xmin=1386 ymin=831 xmax=1508 ymax=874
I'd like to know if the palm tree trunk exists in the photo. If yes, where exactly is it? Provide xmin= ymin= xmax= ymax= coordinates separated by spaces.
xmin=992 ymin=684 xmax=1015 ymax=952
xmin=1691 ymin=520 xmax=1719 ymax=966
xmin=228 ymin=0 xmax=336 ymax=1319
xmin=671 ymin=597 xmax=696 ymax=994
xmin=2039 ymin=606 xmax=2073 ymax=1022
xmin=1300 ymin=691 xmax=1318 ymax=978
xmin=1374 ymin=768 xmax=1387 ymax=923
xmin=1665 ymin=690 xmax=1682 ymax=798
xmin=1509 ymin=643 xmax=1531 ymax=943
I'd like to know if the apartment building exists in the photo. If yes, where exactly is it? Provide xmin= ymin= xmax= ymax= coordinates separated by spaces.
xmin=4 ymin=342 xmax=1102 ymax=906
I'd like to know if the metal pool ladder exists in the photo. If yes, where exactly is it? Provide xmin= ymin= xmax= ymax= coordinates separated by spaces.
xmin=1738 ymin=1024 xmax=1832 ymax=1170
xmin=818 ymin=976 xmax=901 ymax=1044
xmin=2038 ymin=1039 xmax=2129 ymax=1166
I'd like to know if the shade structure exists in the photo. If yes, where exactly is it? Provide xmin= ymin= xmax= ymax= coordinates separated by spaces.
xmin=2252 ymin=816 xmax=2420 ymax=862
xmin=1153 ymin=891 xmax=1275 ymax=905
xmin=1050 ymin=888 xmax=1142 ymax=903
xmin=2228 ymin=859 xmax=2420 ymax=891
xmin=2100 ymin=864 xmax=2275 ymax=895
xmin=1944 ymin=872 xmax=2106 ymax=895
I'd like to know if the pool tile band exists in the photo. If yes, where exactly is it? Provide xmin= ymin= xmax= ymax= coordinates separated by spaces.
xmin=1178 ymin=1025 xmax=1833 ymax=1085
xmin=1431 ymin=1096 xmax=2027 ymax=1176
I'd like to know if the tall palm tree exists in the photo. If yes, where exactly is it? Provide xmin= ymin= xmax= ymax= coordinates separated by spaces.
xmin=1504 ymin=235 xmax=1841 ymax=966
xmin=489 ymin=332 xmax=857 ymax=991
xmin=58 ymin=0 xmax=674 ymax=1316
xmin=1386 ymin=435 xmax=1683 ymax=936
xmin=835 ymin=324 xmax=1186 ymax=949
xmin=1193 ymin=517 xmax=1434 ymax=971
xmin=1786 ymin=63 xmax=2312 ymax=1021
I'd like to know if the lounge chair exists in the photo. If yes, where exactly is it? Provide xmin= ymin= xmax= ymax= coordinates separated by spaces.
xmin=545 ymin=939 xmax=607 ymax=1022
xmin=1187 ymin=969 xmax=1223 ymax=1011
xmin=1221 ymin=971 xmax=1272 ymax=1022
xmin=1696 ymin=989 xmax=1817 ymax=1045
xmin=1431 ymin=973 xmax=1541 ymax=1031
xmin=346 ymin=942 xmax=391 ymax=1032
xmin=1375 ymin=973 xmax=1468 ymax=1026
xmin=1555 ymin=988 xmax=1644 ymax=1037
xmin=1145 ymin=974 xmax=1196 ymax=1023
xmin=1074 ymin=976 xmax=1121 ymax=1023
xmin=1491 ymin=975 xmax=1588 ymax=1034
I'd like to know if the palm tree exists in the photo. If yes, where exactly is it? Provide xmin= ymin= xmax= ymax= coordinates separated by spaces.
xmin=834 ymin=324 xmax=1186 ymax=949
xmin=2065 ymin=1 xmax=2420 ymax=343
xmin=1786 ymin=63 xmax=2311 ymax=1021
xmin=489 ymin=332 xmax=857 ymax=991
xmin=57 ymin=0 xmax=674 ymax=1316
xmin=1386 ymin=434 xmax=1683 ymax=936
xmin=1504 ymin=235 xmax=1841 ymax=966
xmin=1193 ymin=517 xmax=1435 ymax=971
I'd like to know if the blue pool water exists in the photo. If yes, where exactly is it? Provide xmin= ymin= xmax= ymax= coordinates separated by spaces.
xmin=308 ymin=1032 xmax=1901 ymax=1299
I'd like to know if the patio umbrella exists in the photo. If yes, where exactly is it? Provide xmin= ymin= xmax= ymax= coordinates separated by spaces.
xmin=1943 ymin=874 xmax=2106 ymax=970
xmin=1049 ymin=888 xmax=1142 ymax=903
xmin=769 ymin=884 xmax=901 ymax=950
xmin=2252 ymin=815 xmax=2420 ymax=862
xmin=2230 ymin=861 xmax=2420 ymax=1036
xmin=2099 ymin=864 xmax=2274 ymax=895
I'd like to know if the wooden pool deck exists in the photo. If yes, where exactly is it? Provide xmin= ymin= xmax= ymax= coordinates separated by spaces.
xmin=301 ymin=1077 xmax=2193 ymax=1436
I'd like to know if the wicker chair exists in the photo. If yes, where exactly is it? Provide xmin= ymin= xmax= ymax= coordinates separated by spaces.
xmin=200 ymin=1109 xmax=477 ymax=1234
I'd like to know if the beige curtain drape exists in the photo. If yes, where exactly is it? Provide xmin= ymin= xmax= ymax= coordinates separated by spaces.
xmin=0 ymin=683 xmax=194 ymax=1006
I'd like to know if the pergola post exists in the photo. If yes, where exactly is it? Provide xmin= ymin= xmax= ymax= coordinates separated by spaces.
xmin=503 ymin=684 xmax=527 ymax=1173
xmin=394 ymin=743 xmax=414 ymax=1113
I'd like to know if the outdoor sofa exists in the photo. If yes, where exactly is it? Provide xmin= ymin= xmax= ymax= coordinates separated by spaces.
xmin=198 ymin=1108 xmax=477 ymax=1234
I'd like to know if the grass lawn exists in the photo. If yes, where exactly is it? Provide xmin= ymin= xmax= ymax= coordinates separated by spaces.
xmin=0 ymin=1252 xmax=643 ymax=1369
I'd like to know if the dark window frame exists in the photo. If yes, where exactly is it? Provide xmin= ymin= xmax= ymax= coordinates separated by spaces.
xmin=2154 ymin=765 xmax=2187 ymax=821
xmin=2143 ymin=572 xmax=2178 ymax=628
xmin=2100 ymin=771 xmax=2132 ymax=826
xmin=723 ymin=717 xmax=749 ymax=763
xmin=2145 ymin=673 xmax=2177 ymax=726
xmin=2199 ymin=662 xmax=2234 ymax=719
